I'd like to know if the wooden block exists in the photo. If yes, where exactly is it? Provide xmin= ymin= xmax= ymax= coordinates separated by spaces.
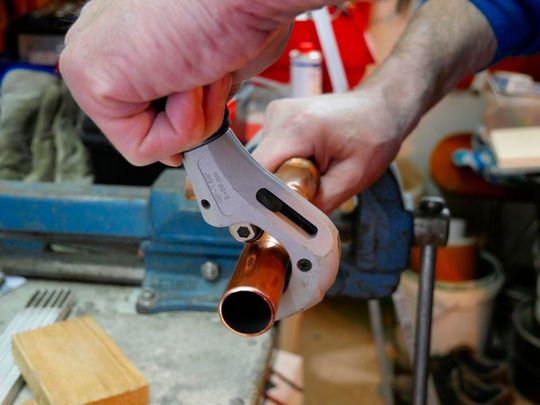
xmin=12 ymin=316 xmax=149 ymax=405
xmin=490 ymin=126 xmax=540 ymax=171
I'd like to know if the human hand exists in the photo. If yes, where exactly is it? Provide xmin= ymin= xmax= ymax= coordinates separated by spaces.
xmin=254 ymin=0 xmax=497 ymax=214
xmin=252 ymin=89 xmax=407 ymax=213
xmin=60 ymin=0 xmax=337 ymax=166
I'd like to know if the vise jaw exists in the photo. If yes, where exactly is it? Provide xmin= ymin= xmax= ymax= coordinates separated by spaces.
xmin=0 ymin=170 xmax=243 ymax=312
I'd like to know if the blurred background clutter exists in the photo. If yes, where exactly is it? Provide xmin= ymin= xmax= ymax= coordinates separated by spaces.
xmin=0 ymin=1 xmax=540 ymax=405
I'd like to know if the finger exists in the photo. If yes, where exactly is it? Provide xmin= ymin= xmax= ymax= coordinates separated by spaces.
xmin=160 ymin=154 xmax=183 ymax=167
xmin=252 ymin=133 xmax=314 ymax=173
xmin=65 ymin=1 xmax=100 ymax=46
xmin=152 ymin=75 xmax=231 ymax=157
xmin=103 ymin=88 xmax=205 ymax=166
xmin=228 ymin=82 xmax=242 ymax=100
xmin=127 ymin=76 xmax=232 ymax=165
xmin=102 ymin=80 xmax=225 ymax=166
xmin=313 ymin=160 xmax=361 ymax=214
xmin=143 ymin=76 xmax=232 ymax=162
xmin=202 ymin=75 xmax=232 ymax=134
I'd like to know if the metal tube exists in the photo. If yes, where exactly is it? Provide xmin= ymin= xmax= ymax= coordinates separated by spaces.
xmin=219 ymin=234 xmax=290 ymax=336
xmin=368 ymin=299 xmax=395 ymax=405
xmin=412 ymin=245 xmax=437 ymax=405
xmin=218 ymin=158 xmax=319 ymax=336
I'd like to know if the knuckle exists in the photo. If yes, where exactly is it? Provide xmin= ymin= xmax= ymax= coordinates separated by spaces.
xmin=78 ymin=1 xmax=96 ymax=19
xmin=297 ymin=106 xmax=319 ymax=124
xmin=58 ymin=47 xmax=73 ymax=75
xmin=123 ymin=148 xmax=152 ymax=167
xmin=266 ymin=98 xmax=292 ymax=117
xmin=63 ymin=28 xmax=75 ymax=47
xmin=265 ymin=100 xmax=281 ymax=118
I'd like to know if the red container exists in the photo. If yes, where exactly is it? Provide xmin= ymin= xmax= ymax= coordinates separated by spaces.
xmin=410 ymin=242 xmax=478 ymax=282
xmin=259 ymin=3 xmax=375 ymax=92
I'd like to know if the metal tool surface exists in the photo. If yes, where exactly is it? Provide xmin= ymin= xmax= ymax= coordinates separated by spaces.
xmin=412 ymin=197 xmax=450 ymax=405
xmin=184 ymin=119 xmax=341 ymax=320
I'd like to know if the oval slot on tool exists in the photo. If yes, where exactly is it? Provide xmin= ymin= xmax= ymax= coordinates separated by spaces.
xmin=256 ymin=188 xmax=318 ymax=237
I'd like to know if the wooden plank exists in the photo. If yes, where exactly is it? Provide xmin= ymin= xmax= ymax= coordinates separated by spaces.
xmin=490 ymin=126 xmax=540 ymax=171
xmin=12 ymin=315 xmax=148 ymax=405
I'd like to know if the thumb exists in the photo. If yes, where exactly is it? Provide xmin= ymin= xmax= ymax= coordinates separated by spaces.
xmin=313 ymin=160 xmax=361 ymax=214
xmin=252 ymin=131 xmax=314 ymax=172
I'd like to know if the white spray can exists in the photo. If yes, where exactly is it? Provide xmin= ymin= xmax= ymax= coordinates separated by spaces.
xmin=289 ymin=41 xmax=323 ymax=98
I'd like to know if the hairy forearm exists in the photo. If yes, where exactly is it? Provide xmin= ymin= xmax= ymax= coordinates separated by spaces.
xmin=362 ymin=0 xmax=497 ymax=139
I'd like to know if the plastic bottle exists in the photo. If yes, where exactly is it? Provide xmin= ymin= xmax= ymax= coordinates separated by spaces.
xmin=289 ymin=42 xmax=323 ymax=98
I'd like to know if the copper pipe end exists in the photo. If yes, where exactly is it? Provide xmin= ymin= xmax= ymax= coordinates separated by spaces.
xmin=219 ymin=158 xmax=319 ymax=336
xmin=219 ymin=235 xmax=290 ymax=336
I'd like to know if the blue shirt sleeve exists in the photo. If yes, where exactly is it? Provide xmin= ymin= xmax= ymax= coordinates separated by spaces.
xmin=469 ymin=0 xmax=540 ymax=62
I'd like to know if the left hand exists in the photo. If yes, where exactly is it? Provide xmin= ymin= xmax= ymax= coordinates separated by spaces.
xmin=253 ymin=90 xmax=406 ymax=213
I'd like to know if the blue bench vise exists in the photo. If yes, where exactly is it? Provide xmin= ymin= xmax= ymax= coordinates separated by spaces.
xmin=0 ymin=168 xmax=413 ymax=313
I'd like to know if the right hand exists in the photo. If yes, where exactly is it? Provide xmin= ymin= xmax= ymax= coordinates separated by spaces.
xmin=253 ymin=89 xmax=408 ymax=213
xmin=60 ymin=0 xmax=340 ymax=166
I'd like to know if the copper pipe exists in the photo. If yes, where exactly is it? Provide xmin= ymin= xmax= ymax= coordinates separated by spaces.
xmin=219 ymin=158 xmax=319 ymax=336
xmin=219 ymin=234 xmax=289 ymax=336
xmin=185 ymin=177 xmax=196 ymax=201
xmin=273 ymin=158 xmax=319 ymax=201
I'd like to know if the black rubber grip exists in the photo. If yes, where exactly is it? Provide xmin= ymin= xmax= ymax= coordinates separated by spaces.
xmin=256 ymin=188 xmax=284 ymax=212
xmin=184 ymin=108 xmax=230 ymax=152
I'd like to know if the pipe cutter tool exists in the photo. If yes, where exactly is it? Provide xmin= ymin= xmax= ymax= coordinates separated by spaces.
xmin=183 ymin=111 xmax=341 ymax=320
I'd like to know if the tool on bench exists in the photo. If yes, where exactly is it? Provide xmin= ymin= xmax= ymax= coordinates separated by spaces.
xmin=183 ymin=111 xmax=341 ymax=320
xmin=0 ymin=289 xmax=75 ymax=404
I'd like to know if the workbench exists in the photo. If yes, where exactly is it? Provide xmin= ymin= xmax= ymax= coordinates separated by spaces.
xmin=0 ymin=280 xmax=275 ymax=405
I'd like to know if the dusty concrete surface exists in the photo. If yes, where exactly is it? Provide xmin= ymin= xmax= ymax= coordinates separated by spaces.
xmin=0 ymin=280 xmax=274 ymax=405
xmin=290 ymin=298 xmax=385 ymax=405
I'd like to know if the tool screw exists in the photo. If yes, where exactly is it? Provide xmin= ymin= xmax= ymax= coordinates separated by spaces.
xmin=414 ymin=196 xmax=450 ymax=247
xmin=297 ymin=259 xmax=312 ymax=272
xmin=419 ymin=197 xmax=445 ymax=215
xmin=201 ymin=261 xmax=220 ymax=282
xmin=229 ymin=223 xmax=263 ymax=243
xmin=137 ymin=288 xmax=158 ymax=313
xmin=139 ymin=288 xmax=156 ymax=302
xmin=237 ymin=226 xmax=251 ymax=239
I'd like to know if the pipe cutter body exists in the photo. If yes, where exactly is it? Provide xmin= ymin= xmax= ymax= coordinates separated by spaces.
xmin=183 ymin=123 xmax=341 ymax=320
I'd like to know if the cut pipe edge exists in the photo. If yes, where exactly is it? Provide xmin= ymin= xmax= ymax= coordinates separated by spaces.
xmin=218 ymin=158 xmax=319 ymax=336
xmin=219 ymin=288 xmax=276 ymax=337
xmin=219 ymin=234 xmax=290 ymax=336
